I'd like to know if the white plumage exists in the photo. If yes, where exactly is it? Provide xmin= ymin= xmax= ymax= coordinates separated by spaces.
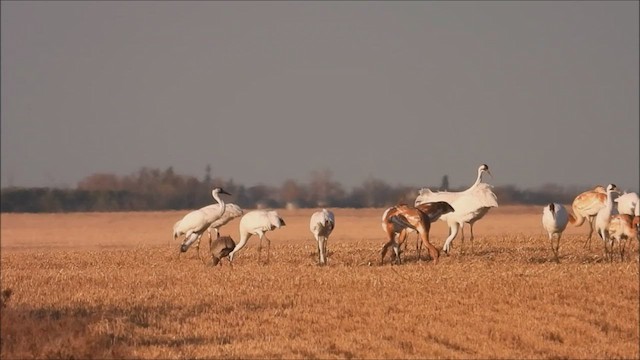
xmin=614 ymin=192 xmax=639 ymax=216
xmin=172 ymin=188 xmax=231 ymax=253
xmin=206 ymin=203 xmax=244 ymax=240
xmin=542 ymin=203 xmax=569 ymax=262
xmin=594 ymin=184 xmax=619 ymax=260
xmin=415 ymin=164 xmax=498 ymax=254
xmin=309 ymin=209 xmax=335 ymax=266
xmin=228 ymin=209 xmax=286 ymax=263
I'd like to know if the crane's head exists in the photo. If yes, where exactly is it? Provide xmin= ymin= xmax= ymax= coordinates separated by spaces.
xmin=479 ymin=164 xmax=492 ymax=178
xmin=212 ymin=187 xmax=232 ymax=196
xmin=606 ymin=184 xmax=619 ymax=194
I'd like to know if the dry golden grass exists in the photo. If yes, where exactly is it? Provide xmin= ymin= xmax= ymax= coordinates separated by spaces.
xmin=1 ymin=206 xmax=639 ymax=359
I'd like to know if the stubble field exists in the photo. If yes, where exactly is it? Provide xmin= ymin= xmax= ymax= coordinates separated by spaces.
xmin=1 ymin=206 xmax=639 ymax=359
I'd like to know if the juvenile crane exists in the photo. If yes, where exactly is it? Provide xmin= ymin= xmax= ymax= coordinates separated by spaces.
xmin=172 ymin=188 xmax=231 ymax=253
xmin=542 ymin=203 xmax=569 ymax=262
xmin=210 ymin=235 xmax=237 ymax=266
xmin=568 ymin=185 xmax=607 ymax=249
xmin=609 ymin=193 xmax=640 ymax=260
xmin=381 ymin=201 xmax=454 ymax=265
xmin=228 ymin=209 xmax=286 ymax=264
xmin=415 ymin=164 xmax=498 ymax=254
xmin=309 ymin=209 xmax=335 ymax=266
xmin=608 ymin=214 xmax=636 ymax=261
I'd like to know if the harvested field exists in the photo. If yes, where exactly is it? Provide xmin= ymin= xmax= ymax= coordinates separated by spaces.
xmin=1 ymin=206 xmax=639 ymax=359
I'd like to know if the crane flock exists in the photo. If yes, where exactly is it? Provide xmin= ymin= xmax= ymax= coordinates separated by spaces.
xmin=171 ymin=165 xmax=638 ymax=266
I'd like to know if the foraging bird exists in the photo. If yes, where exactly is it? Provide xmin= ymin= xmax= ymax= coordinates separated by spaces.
xmin=594 ymin=184 xmax=619 ymax=260
xmin=542 ymin=203 xmax=569 ymax=262
xmin=415 ymin=164 xmax=498 ymax=254
xmin=309 ymin=209 xmax=335 ymax=266
xmin=614 ymin=191 xmax=639 ymax=216
xmin=172 ymin=188 xmax=231 ymax=253
xmin=210 ymin=236 xmax=237 ymax=266
xmin=568 ymin=185 xmax=607 ymax=249
xmin=228 ymin=209 xmax=286 ymax=264
xmin=608 ymin=214 xmax=636 ymax=261
xmin=381 ymin=201 xmax=456 ymax=260
xmin=381 ymin=201 xmax=455 ymax=265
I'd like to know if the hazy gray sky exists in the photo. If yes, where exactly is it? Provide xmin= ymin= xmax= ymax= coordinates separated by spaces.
xmin=2 ymin=1 xmax=638 ymax=192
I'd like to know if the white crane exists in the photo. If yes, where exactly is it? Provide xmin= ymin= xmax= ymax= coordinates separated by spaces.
xmin=415 ymin=164 xmax=498 ymax=254
xmin=542 ymin=203 xmax=569 ymax=263
xmin=309 ymin=209 xmax=335 ymax=266
xmin=172 ymin=188 xmax=231 ymax=253
xmin=594 ymin=184 xmax=619 ymax=260
xmin=228 ymin=209 xmax=286 ymax=264
xmin=614 ymin=191 xmax=639 ymax=216
xmin=190 ymin=203 xmax=244 ymax=260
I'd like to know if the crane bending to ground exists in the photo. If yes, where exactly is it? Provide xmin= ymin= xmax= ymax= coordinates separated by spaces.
xmin=228 ymin=209 xmax=286 ymax=264
xmin=542 ymin=203 xmax=569 ymax=263
xmin=309 ymin=209 xmax=335 ymax=266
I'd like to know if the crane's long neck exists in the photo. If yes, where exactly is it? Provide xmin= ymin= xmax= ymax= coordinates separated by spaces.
xmin=212 ymin=191 xmax=226 ymax=218
xmin=604 ymin=190 xmax=614 ymax=210
xmin=467 ymin=168 xmax=483 ymax=191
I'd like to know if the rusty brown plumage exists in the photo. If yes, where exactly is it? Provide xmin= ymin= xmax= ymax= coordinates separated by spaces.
xmin=380 ymin=201 xmax=454 ymax=265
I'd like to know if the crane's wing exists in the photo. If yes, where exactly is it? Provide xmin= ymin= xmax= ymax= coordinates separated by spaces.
xmin=468 ymin=183 xmax=498 ymax=208
xmin=572 ymin=191 xmax=606 ymax=215
xmin=614 ymin=192 xmax=639 ymax=215
xmin=415 ymin=188 xmax=460 ymax=206
xmin=324 ymin=209 xmax=335 ymax=225
xmin=310 ymin=211 xmax=324 ymax=232
xmin=224 ymin=203 xmax=244 ymax=217
xmin=176 ymin=209 xmax=209 ymax=234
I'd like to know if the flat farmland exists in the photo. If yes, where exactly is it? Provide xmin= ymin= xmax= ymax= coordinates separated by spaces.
xmin=1 ymin=206 xmax=638 ymax=359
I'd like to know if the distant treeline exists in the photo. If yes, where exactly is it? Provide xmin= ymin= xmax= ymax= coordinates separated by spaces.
xmin=0 ymin=166 xmax=589 ymax=213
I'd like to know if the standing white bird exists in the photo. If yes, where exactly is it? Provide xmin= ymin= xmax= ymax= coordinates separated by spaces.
xmin=542 ymin=203 xmax=569 ymax=263
xmin=192 ymin=203 xmax=244 ymax=260
xmin=309 ymin=209 xmax=335 ymax=266
xmin=415 ymin=164 xmax=498 ymax=254
xmin=614 ymin=191 xmax=639 ymax=216
xmin=172 ymin=188 xmax=231 ymax=253
xmin=594 ymin=184 xmax=619 ymax=260
xmin=228 ymin=209 xmax=286 ymax=264
xmin=174 ymin=203 xmax=243 ymax=257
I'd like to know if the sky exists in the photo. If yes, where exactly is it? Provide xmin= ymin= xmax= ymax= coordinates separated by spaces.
xmin=1 ymin=1 xmax=638 ymax=193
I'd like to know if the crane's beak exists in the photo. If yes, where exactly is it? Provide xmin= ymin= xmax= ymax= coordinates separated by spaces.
xmin=486 ymin=170 xmax=493 ymax=179
xmin=220 ymin=189 xmax=232 ymax=196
